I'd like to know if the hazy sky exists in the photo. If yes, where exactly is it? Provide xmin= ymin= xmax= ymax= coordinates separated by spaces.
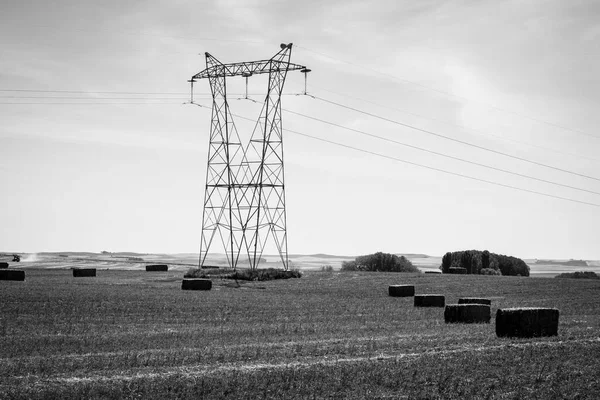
xmin=1 ymin=0 xmax=599 ymax=260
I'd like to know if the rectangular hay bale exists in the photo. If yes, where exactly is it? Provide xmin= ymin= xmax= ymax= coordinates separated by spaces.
xmin=181 ymin=278 xmax=212 ymax=291
xmin=72 ymin=268 xmax=96 ymax=277
xmin=458 ymin=297 xmax=492 ymax=306
xmin=496 ymin=307 xmax=559 ymax=338
xmin=0 ymin=269 xmax=25 ymax=281
xmin=388 ymin=285 xmax=415 ymax=297
xmin=445 ymin=304 xmax=491 ymax=323
xmin=146 ymin=264 xmax=168 ymax=272
xmin=414 ymin=294 xmax=445 ymax=307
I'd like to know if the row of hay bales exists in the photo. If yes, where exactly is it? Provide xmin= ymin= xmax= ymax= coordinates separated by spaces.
xmin=0 ymin=264 xmax=172 ymax=282
xmin=388 ymin=284 xmax=559 ymax=338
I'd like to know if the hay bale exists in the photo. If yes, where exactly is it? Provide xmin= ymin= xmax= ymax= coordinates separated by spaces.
xmin=449 ymin=267 xmax=467 ymax=274
xmin=146 ymin=264 xmax=168 ymax=272
xmin=458 ymin=297 xmax=492 ymax=306
xmin=424 ymin=270 xmax=442 ymax=274
xmin=0 ymin=270 xmax=25 ymax=281
xmin=496 ymin=307 xmax=559 ymax=338
xmin=414 ymin=294 xmax=445 ymax=307
xmin=445 ymin=304 xmax=491 ymax=323
xmin=72 ymin=268 xmax=96 ymax=277
xmin=181 ymin=278 xmax=212 ymax=291
xmin=0 ymin=262 xmax=8 ymax=269
xmin=388 ymin=285 xmax=415 ymax=297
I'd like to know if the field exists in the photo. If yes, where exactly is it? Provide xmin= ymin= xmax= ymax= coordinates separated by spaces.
xmin=1 ymin=268 xmax=600 ymax=399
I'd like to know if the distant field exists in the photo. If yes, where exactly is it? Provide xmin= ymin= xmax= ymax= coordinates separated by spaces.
xmin=3 ymin=252 xmax=599 ymax=277
xmin=1 ymin=269 xmax=599 ymax=398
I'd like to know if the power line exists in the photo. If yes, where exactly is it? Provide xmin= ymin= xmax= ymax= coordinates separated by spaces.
xmin=313 ymin=86 xmax=600 ymax=164
xmin=312 ymin=95 xmax=600 ymax=183
xmin=282 ymin=107 xmax=600 ymax=197
xmin=0 ymin=96 xmax=191 ymax=100
xmin=295 ymin=44 xmax=600 ymax=140
xmin=0 ymin=89 xmax=190 ymax=95
xmin=189 ymin=102 xmax=600 ymax=209
xmin=0 ymin=102 xmax=184 ymax=105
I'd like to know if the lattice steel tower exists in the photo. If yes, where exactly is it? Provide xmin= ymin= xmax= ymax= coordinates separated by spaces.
xmin=190 ymin=43 xmax=309 ymax=270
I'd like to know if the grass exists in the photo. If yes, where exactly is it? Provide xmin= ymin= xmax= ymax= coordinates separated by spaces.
xmin=0 ymin=270 xmax=599 ymax=398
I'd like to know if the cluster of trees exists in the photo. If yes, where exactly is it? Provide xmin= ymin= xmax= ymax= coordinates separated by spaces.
xmin=441 ymin=250 xmax=529 ymax=277
xmin=342 ymin=252 xmax=419 ymax=273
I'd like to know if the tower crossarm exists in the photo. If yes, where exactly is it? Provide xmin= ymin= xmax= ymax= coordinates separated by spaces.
xmin=192 ymin=58 xmax=306 ymax=80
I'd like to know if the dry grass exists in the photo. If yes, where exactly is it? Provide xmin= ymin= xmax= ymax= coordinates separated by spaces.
xmin=0 ymin=270 xmax=598 ymax=398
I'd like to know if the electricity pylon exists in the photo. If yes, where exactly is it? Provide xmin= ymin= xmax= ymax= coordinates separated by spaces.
xmin=190 ymin=43 xmax=309 ymax=270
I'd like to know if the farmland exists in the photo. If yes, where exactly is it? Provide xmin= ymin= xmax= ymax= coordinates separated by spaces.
xmin=1 ymin=268 xmax=600 ymax=399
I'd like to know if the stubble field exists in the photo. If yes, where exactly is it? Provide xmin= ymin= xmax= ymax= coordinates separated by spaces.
xmin=1 ymin=269 xmax=599 ymax=399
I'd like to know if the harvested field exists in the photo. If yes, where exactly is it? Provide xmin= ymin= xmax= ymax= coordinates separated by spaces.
xmin=0 ymin=270 xmax=599 ymax=398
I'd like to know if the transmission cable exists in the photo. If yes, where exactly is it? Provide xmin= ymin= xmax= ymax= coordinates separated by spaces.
xmin=295 ymin=44 xmax=600 ymax=140
xmin=311 ymin=86 xmax=600 ymax=164
xmin=188 ymin=102 xmax=600 ymax=209
xmin=281 ymin=107 xmax=600 ymax=197
xmin=311 ymin=95 xmax=600 ymax=182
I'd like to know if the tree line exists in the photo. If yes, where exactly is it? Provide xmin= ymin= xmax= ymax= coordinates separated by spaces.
xmin=441 ymin=250 xmax=529 ymax=276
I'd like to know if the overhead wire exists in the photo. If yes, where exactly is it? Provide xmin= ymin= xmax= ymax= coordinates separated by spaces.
xmin=311 ymin=95 xmax=600 ymax=182
xmin=312 ymin=85 xmax=600 ymax=164
xmin=281 ymin=107 xmax=600 ymax=197
xmin=295 ymin=44 xmax=600 ymax=140
xmin=188 ymin=101 xmax=600 ymax=209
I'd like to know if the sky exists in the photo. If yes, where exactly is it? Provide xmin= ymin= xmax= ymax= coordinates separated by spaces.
xmin=1 ymin=0 xmax=599 ymax=260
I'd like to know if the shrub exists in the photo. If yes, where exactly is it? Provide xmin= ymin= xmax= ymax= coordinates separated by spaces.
xmin=321 ymin=265 xmax=334 ymax=272
xmin=341 ymin=260 xmax=358 ymax=271
xmin=480 ymin=268 xmax=501 ymax=276
xmin=341 ymin=252 xmax=419 ymax=273
xmin=0 ymin=262 xmax=8 ymax=269
xmin=226 ymin=268 xmax=302 ymax=281
xmin=555 ymin=271 xmax=599 ymax=279
xmin=184 ymin=268 xmax=211 ymax=278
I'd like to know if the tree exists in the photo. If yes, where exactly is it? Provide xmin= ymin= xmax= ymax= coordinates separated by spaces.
xmin=441 ymin=252 xmax=453 ymax=273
